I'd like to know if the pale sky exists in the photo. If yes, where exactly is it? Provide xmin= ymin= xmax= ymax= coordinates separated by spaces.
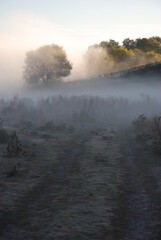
xmin=0 ymin=0 xmax=161 ymax=85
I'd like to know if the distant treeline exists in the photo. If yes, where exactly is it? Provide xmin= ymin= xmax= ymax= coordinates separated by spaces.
xmin=85 ymin=37 xmax=161 ymax=77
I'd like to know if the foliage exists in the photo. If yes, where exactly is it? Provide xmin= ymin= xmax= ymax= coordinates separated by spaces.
xmin=133 ymin=114 xmax=147 ymax=130
xmin=133 ymin=115 xmax=161 ymax=153
xmin=132 ymin=114 xmax=151 ymax=141
xmin=72 ymin=110 xmax=94 ymax=126
xmin=109 ymin=47 xmax=132 ymax=62
xmin=123 ymin=37 xmax=161 ymax=53
xmin=122 ymin=38 xmax=136 ymax=50
xmin=6 ymin=131 xmax=24 ymax=157
xmin=100 ymin=40 xmax=120 ymax=49
xmin=24 ymin=44 xmax=72 ymax=85
xmin=145 ymin=51 xmax=161 ymax=62
xmin=0 ymin=95 xmax=161 ymax=129
xmin=135 ymin=37 xmax=161 ymax=53
xmin=86 ymin=36 xmax=161 ymax=76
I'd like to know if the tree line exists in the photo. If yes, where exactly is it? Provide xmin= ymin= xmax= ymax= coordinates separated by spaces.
xmin=100 ymin=37 xmax=161 ymax=62
xmin=85 ymin=37 xmax=161 ymax=77
xmin=24 ymin=37 xmax=161 ymax=85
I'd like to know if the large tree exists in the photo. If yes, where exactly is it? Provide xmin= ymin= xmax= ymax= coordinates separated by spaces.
xmin=24 ymin=44 xmax=72 ymax=85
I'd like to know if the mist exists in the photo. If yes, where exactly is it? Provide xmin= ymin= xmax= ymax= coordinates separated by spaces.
xmin=0 ymin=11 xmax=161 ymax=124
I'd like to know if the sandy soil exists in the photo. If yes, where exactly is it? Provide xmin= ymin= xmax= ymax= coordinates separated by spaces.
xmin=0 ymin=127 xmax=161 ymax=239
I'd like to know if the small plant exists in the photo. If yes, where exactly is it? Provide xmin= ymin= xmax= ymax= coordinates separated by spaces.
xmin=133 ymin=114 xmax=151 ymax=141
xmin=72 ymin=110 xmax=94 ymax=126
xmin=6 ymin=131 xmax=24 ymax=157
xmin=133 ymin=114 xmax=147 ymax=130
xmin=133 ymin=115 xmax=161 ymax=154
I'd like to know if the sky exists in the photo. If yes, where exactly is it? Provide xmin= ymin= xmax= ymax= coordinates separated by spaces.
xmin=0 ymin=0 xmax=161 ymax=85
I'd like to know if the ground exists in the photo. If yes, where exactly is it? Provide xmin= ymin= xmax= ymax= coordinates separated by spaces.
xmin=0 ymin=126 xmax=161 ymax=240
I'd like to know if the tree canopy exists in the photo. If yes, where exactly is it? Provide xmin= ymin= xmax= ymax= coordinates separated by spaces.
xmin=24 ymin=44 xmax=72 ymax=85
xmin=100 ymin=37 xmax=161 ymax=63
xmin=85 ymin=36 xmax=161 ymax=77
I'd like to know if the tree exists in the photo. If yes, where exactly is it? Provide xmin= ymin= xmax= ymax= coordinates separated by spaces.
xmin=100 ymin=39 xmax=120 ymax=50
xmin=148 ymin=37 xmax=161 ymax=54
xmin=110 ymin=47 xmax=132 ymax=62
xmin=99 ymin=40 xmax=132 ymax=62
xmin=145 ymin=51 xmax=161 ymax=62
xmin=123 ymin=38 xmax=136 ymax=50
xmin=151 ymin=36 xmax=161 ymax=44
xmin=24 ymin=44 xmax=72 ymax=85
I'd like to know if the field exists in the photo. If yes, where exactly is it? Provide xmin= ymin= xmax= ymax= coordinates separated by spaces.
xmin=0 ymin=96 xmax=161 ymax=239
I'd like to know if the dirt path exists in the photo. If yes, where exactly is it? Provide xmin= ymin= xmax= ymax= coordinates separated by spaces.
xmin=0 ymin=129 xmax=161 ymax=239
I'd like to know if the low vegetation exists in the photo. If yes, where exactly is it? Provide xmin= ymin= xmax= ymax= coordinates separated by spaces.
xmin=6 ymin=131 xmax=25 ymax=158
xmin=1 ymin=95 xmax=160 ymax=128
xmin=133 ymin=114 xmax=161 ymax=153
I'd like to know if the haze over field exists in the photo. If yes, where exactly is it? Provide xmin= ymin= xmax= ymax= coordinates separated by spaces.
xmin=0 ymin=0 xmax=161 ymax=91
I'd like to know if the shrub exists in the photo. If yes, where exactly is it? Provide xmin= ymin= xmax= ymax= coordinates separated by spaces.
xmin=133 ymin=115 xmax=161 ymax=154
xmin=133 ymin=114 xmax=152 ymax=141
xmin=153 ymin=116 xmax=161 ymax=141
xmin=6 ymin=131 xmax=24 ymax=157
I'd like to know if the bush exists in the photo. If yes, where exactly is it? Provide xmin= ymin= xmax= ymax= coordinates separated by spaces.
xmin=6 ymin=131 xmax=24 ymax=157
xmin=133 ymin=114 xmax=152 ymax=141
xmin=133 ymin=115 xmax=161 ymax=153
